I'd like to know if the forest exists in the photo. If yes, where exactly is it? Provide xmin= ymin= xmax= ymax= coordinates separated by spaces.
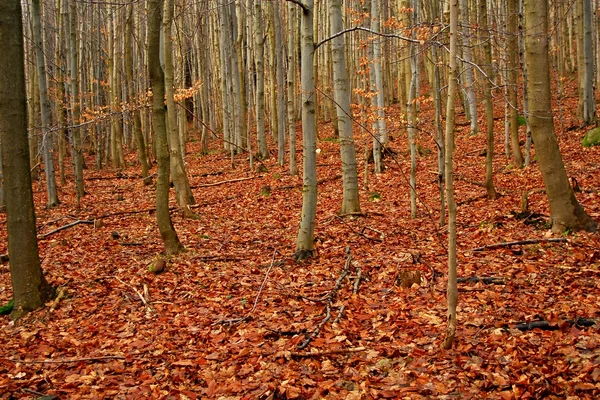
xmin=1 ymin=0 xmax=600 ymax=397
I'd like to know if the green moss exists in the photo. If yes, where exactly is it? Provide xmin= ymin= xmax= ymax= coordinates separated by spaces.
xmin=582 ymin=127 xmax=600 ymax=147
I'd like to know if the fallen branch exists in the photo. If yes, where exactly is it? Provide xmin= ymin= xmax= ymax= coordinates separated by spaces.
xmin=471 ymin=237 xmax=567 ymax=252
xmin=513 ymin=318 xmax=595 ymax=331
xmin=298 ymin=248 xmax=352 ymax=350
xmin=334 ymin=215 xmax=382 ymax=242
xmin=2 ymin=355 xmax=125 ymax=364
xmin=38 ymin=220 xmax=94 ymax=238
xmin=214 ymin=249 xmax=277 ymax=325
xmin=114 ymin=277 xmax=154 ymax=313
xmin=192 ymin=176 xmax=257 ymax=188
xmin=457 ymin=276 xmax=505 ymax=284
xmin=291 ymin=347 xmax=366 ymax=358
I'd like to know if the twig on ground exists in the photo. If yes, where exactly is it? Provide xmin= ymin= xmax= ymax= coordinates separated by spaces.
xmin=471 ymin=237 xmax=567 ymax=252
xmin=38 ymin=220 xmax=94 ymax=238
xmin=114 ymin=277 xmax=154 ymax=313
xmin=353 ymin=268 xmax=362 ymax=294
xmin=457 ymin=276 xmax=505 ymax=284
xmin=298 ymin=248 xmax=352 ymax=350
xmin=290 ymin=347 xmax=366 ymax=358
xmin=2 ymin=355 xmax=125 ymax=364
xmin=214 ymin=249 xmax=277 ymax=325
xmin=334 ymin=215 xmax=382 ymax=242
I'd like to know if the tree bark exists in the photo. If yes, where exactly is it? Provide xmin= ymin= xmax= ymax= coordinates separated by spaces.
xmin=330 ymin=0 xmax=361 ymax=215
xmin=254 ymin=1 xmax=269 ymax=159
xmin=163 ymin=0 xmax=195 ymax=210
xmin=442 ymin=0 xmax=458 ymax=350
xmin=31 ymin=0 xmax=60 ymax=207
xmin=148 ymin=0 xmax=183 ymax=255
xmin=507 ymin=0 xmax=524 ymax=167
xmin=482 ymin=0 xmax=497 ymax=200
xmin=524 ymin=0 xmax=597 ymax=233
xmin=295 ymin=0 xmax=317 ymax=260
xmin=0 ymin=0 xmax=54 ymax=319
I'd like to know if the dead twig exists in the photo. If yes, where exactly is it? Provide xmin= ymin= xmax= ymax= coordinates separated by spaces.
xmin=298 ymin=249 xmax=352 ymax=349
xmin=214 ymin=249 xmax=277 ymax=325
xmin=192 ymin=176 xmax=257 ymax=188
xmin=291 ymin=347 xmax=366 ymax=358
xmin=114 ymin=277 xmax=154 ymax=313
xmin=334 ymin=215 xmax=383 ymax=242
xmin=38 ymin=220 xmax=94 ymax=238
xmin=2 ymin=355 xmax=125 ymax=364
xmin=471 ymin=237 xmax=567 ymax=252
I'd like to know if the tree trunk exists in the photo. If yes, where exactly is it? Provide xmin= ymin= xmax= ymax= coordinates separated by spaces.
xmin=288 ymin=3 xmax=298 ymax=176
xmin=295 ymin=0 xmax=317 ymax=260
xmin=125 ymin=6 xmax=151 ymax=182
xmin=330 ymin=0 xmax=361 ymax=215
xmin=0 ymin=0 xmax=54 ymax=319
xmin=31 ymin=0 xmax=59 ymax=207
xmin=507 ymin=0 xmax=524 ymax=167
xmin=67 ymin=0 xmax=85 ymax=204
xmin=371 ymin=0 xmax=387 ymax=174
xmin=254 ymin=1 xmax=269 ymax=159
xmin=524 ymin=0 xmax=597 ymax=233
xmin=581 ymin=0 xmax=597 ymax=125
xmin=459 ymin=0 xmax=478 ymax=135
xmin=163 ymin=0 xmax=195 ymax=210
xmin=482 ymin=0 xmax=497 ymax=200
xmin=407 ymin=0 xmax=419 ymax=218
xmin=442 ymin=0 xmax=458 ymax=351
xmin=148 ymin=0 xmax=183 ymax=255
xmin=274 ymin=0 xmax=286 ymax=167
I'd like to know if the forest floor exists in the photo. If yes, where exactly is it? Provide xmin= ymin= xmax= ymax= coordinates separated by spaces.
xmin=1 ymin=91 xmax=600 ymax=399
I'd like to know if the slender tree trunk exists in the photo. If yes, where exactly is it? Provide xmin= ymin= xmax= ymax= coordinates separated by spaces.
xmin=371 ymin=0 xmax=387 ymax=174
xmin=125 ymin=6 xmax=150 ymax=182
xmin=274 ymin=0 xmax=286 ymax=166
xmin=67 ymin=0 xmax=85 ymax=204
xmin=442 ymin=0 xmax=458 ymax=351
xmin=288 ymin=3 xmax=298 ymax=176
xmin=581 ymin=0 xmax=597 ymax=125
xmin=524 ymin=0 xmax=597 ymax=233
xmin=507 ymin=0 xmax=524 ymax=167
xmin=31 ymin=0 xmax=59 ymax=207
xmin=460 ymin=0 xmax=478 ymax=135
xmin=254 ymin=1 xmax=268 ymax=159
xmin=295 ymin=0 xmax=317 ymax=260
xmin=148 ymin=0 xmax=183 ymax=255
xmin=407 ymin=0 xmax=419 ymax=218
xmin=164 ymin=0 xmax=195 ymax=210
xmin=482 ymin=0 xmax=497 ymax=200
xmin=0 ymin=0 xmax=54 ymax=319
xmin=330 ymin=0 xmax=361 ymax=215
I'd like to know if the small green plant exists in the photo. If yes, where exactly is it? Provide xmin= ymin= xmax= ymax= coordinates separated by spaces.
xmin=0 ymin=298 xmax=14 ymax=315
xmin=517 ymin=115 xmax=527 ymax=126
xmin=369 ymin=192 xmax=381 ymax=202
xmin=260 ymin=186 xmax=272 ymax=197
xmin=273 ymin=172 xmax=281 ymax=180
xmin=198 ymin=234 xmax=210 ymax=240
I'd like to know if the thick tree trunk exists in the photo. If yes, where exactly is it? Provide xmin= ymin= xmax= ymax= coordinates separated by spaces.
xmin=148 ymin=0 xmax=183 ymax=255
xmin=330 ymin=0 xmax=361 ymax=215
xmin=0 ymin=0 xmax=54 ymax=319
xmin=524 ymin=0 xmax=597 ymax=233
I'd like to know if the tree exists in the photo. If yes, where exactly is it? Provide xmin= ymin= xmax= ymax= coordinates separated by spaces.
xmin=148 ymin=0 xmax=183 ymax=255
xmin=370 ymin=0 xmax=387 ymax=174
xmin=0 ymin=0 xmax=54 ymax=319
xmin=66 ymin=0 xmax=85 ymax=204
xmin=507 ymin=0 xmax=524 ymax=167
xmin=31 ymin=0 xmax=60 ymax=207
xmin=254 ymin=1 xmax=269 ymax=160
xmin=330 ymin=0 xmax=361 ymax=215
xmin=442 ymin=0 xmax=458 ymax=350
xmin=481 ymin=0 xmax=497 ymax=200
xmin=163 ymin=0 xmax=195 ymax=211
xmin=523 ymin=0 xmax=597 ymax=233
xmin=294 ymin=0 xmax=317 ymax=260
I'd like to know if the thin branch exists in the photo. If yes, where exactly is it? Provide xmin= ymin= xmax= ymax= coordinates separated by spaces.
xmin=316 ymin=26 xmax=419 ymax=50
xmin=291 ymin=347 xmax=366 ymax=358
xmin=38 ymin=220 xmax=94 ymax=239
xmin=2 ymin=355 xmax=125 ymax=364
xmin=471 ymin=237 xmax=568 ymax=252
xmin=283 ymin=0 xmax=309 ymax=13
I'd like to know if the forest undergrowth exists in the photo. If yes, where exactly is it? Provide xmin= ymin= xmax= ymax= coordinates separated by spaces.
xmin=1 ymin=89 xmax=600 ymax=399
